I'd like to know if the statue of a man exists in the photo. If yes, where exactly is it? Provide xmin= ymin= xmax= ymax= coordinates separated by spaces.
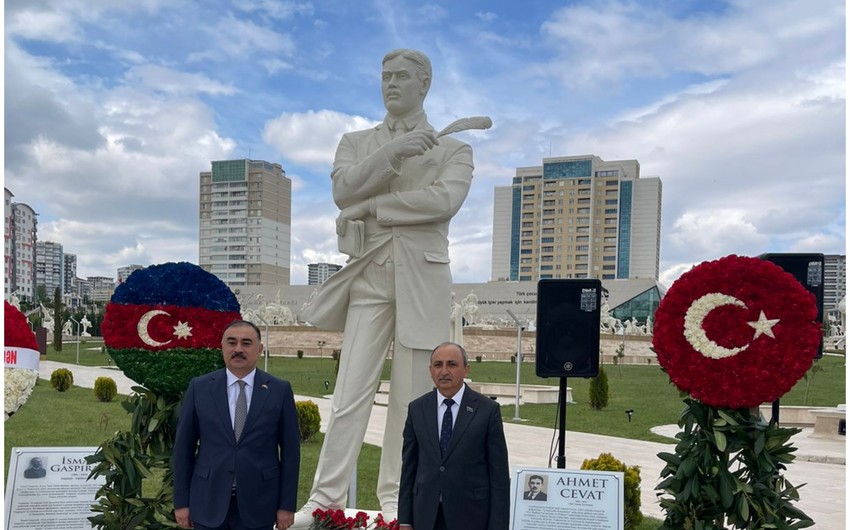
xmin=301 ymin=48 xmax=474 ymax=517
xmin=80 ymin=315 xmax=92 ymax=337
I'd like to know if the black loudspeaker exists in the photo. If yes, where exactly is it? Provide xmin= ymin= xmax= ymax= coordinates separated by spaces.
xmin=759 ymin=253 xmax=825 ymax=359
xmin=536 ymin=279 xmax=602 ymax=378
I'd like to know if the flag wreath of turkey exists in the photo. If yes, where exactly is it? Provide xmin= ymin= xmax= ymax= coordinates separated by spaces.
xmin=652 ymin=255 xmax=821 ymax=408
xmin=102 ymin=262 xmax=242 ymax=395
xmin=5 ymin=301 xmax=40 ymax=417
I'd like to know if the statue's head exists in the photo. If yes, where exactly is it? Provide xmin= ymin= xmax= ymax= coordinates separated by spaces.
xmin=381 ymin=49 xmax=432 ymax=116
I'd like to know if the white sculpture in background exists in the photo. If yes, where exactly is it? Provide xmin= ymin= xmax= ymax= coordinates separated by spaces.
xmin=240 ymin=292 xmax=299 ymax=327
xmin=599 ymin=300 xmax=623 ymax=334
xmin=450 ymin=294 xmax=464 ymax=347
xmin=624 ymin=317 xmax=642 ymax=336
xmin=62 ymin=320 xmax=73 ymax=336
xmin=8 ymin=292 xmax=21 ymax=310
xmin=460 ymin=291 xmax=479 ymax=325
xmin=40 ymin=304 xmax=55 ymax=334
xmin=80 ymin=315 xmax=92 ymax=337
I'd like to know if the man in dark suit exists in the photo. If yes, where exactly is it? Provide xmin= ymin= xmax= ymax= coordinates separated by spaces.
xmin=173 ymin=320 xmax=300 ymax=530
xmin=23 ymin=457 xmax=46 ymax=479
xmin=399 ymin=342 xmax=509 ymax=530
xmin=523 ymin=475 xmax=547 ymax=501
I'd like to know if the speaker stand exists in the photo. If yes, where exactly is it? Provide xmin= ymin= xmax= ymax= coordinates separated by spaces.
xmin=556 ymin=377 xmax=567 ymax=468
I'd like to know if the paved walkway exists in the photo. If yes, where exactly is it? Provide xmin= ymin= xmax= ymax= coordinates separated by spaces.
xmin=38 ymin=361 xmax=847 ymax=528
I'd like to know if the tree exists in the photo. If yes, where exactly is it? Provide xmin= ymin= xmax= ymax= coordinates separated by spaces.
xmin=36 ymin=284 xmax=48 ymax=304
xmin=52 ymin=287 xmax=63 ymax=351
xmin=589 ymin=362 xmax=609 ymax=410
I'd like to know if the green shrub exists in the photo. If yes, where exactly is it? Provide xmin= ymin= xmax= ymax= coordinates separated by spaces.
xmin=295 ymin=400 xmax=321 ymax=442
xmin=50 ymin=368 xmax=74 ymax=392
xmin=94 ymin=376 xmax=118 ymax=402
xmin=589 ymin=363 xmax=609 ymax=410
xmin=510 ymin=355 xmax=516 ymax=363
xmin=475 ymin=355 xmax=483 ymax=363
xmin=296 ymin=350 xmax=304 ymax=359
xmin=582 ymin=452 xmax=643 ymax=530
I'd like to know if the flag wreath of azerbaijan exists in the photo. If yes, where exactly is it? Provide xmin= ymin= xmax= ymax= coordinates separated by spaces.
xmin=102 ymin=262 xmax=242 ymax=395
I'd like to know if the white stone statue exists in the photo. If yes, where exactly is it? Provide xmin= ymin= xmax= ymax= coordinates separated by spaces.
xmin=40 ymin=304 xmax=54 ymax=334
xmin=450 ymin=294 xmax=464 ymax=347
xmin=299 ymin=48 xmax=481 ymax=517
xmin=7 ymin=292 xmax=21 ymax=310
xmin=62 ymin=320 xmax=73 ymax=336
xmin=461 ymin=291 xmax=479 ymax=325
xmin=599 ymin=300 xmax=622 ymax=334
xmin=80 ymin=315 xmax=92 ymax=337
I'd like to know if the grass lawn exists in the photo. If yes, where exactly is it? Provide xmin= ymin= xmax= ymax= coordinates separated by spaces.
xmin=41 ymin=343 xmax=846 ymax=444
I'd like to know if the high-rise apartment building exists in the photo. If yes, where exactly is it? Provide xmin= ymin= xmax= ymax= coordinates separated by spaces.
xmin=823 ymin=254 xmax=846 ymax=311
xmin=5 ymin=189 xmax=38 ymax=302
xmin=117 ymin=264 xmax=145 ymax=284
xmin=63 ymin=254 xmax=77 ymax=294
xmin=492 ymin=155 xmax=662 ymax=282
xmin=199 ymin=159 xmax=292 ymax=288
xmin=308 ymin=262 xmax=343 ymax=285
xmin=5 ymin=188 xmax=13 ymax=298
xmin=36 ymin=241 xmax=64 ymax=297
xmin=88 ymin=276 xmax=115 ymax=303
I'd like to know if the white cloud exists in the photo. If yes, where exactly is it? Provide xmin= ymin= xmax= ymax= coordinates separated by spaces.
xmin=539 ymin=0 xmax=845 ymax=90
xmin=123 ymin=64 xmax=239 ymax=96
xmin=197 ymin=13 xmax=296 ymax=59
xmin=232 ymin=0 xmax=315 ymax=20
xmin=262 ymin=110 xmax=378 ymax=169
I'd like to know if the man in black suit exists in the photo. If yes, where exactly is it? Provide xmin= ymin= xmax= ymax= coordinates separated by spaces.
xmin=23 ymin=457 xmax=46 ymax=479
xmin=523 ymin=475 xmax=547 ymax=501
xmin=173 ymin=320 xmax=300 ymax=530
xmin=399 ymin=342 xmax=509 ymax=530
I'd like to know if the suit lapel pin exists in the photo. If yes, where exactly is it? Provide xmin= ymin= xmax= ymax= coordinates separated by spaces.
xmin=466 ymin=406 xmax=474 ymax=413
xmin=261 ymin=384 xmax=268 ymax=389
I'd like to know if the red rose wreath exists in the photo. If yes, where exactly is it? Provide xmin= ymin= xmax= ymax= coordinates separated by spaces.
xmin=652 ymin=255 xmax=821 ymax=408
xmin=5 ymin=301 xmax=41 ymax=418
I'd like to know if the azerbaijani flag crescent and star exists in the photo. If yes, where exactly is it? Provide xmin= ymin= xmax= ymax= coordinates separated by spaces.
xmin=102 ymin=262 xmax=242 ymax=395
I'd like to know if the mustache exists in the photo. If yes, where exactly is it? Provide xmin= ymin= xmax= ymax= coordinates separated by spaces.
xmin=231 ymin=353 xmax=247 ymax=359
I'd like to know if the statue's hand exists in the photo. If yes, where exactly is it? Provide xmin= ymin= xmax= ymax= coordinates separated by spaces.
xmin=337 ymin=200 xmax=370 ymax=235
xmin=386 ymin=129 xmax=438 ymax=161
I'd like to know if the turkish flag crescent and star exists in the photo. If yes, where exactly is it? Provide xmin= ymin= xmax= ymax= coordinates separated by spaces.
xmin=652 ymin=255 xmax=821 ymax=408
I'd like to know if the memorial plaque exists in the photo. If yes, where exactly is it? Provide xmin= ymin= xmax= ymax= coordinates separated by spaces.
xmin=5 ymin=447 xmax=104 ymax=529
xmin=510 ymin=467 xmax=624 ymax=530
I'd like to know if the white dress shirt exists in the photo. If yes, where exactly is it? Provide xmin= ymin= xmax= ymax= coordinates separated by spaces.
xmin=436 ymin=384 xmax=465 ymax=439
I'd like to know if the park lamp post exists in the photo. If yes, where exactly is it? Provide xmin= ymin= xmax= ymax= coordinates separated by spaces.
xmin=68 ymin=316 xmax=80 ymax=364
xmin=506 ymin=309 xmax=523 ymax=421
xmin=251 ymin=313 xmax=270 ymax=372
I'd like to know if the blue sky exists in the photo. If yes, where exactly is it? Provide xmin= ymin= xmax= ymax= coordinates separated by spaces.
xmin=5 ymin=0 xmax=846 ymax=286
